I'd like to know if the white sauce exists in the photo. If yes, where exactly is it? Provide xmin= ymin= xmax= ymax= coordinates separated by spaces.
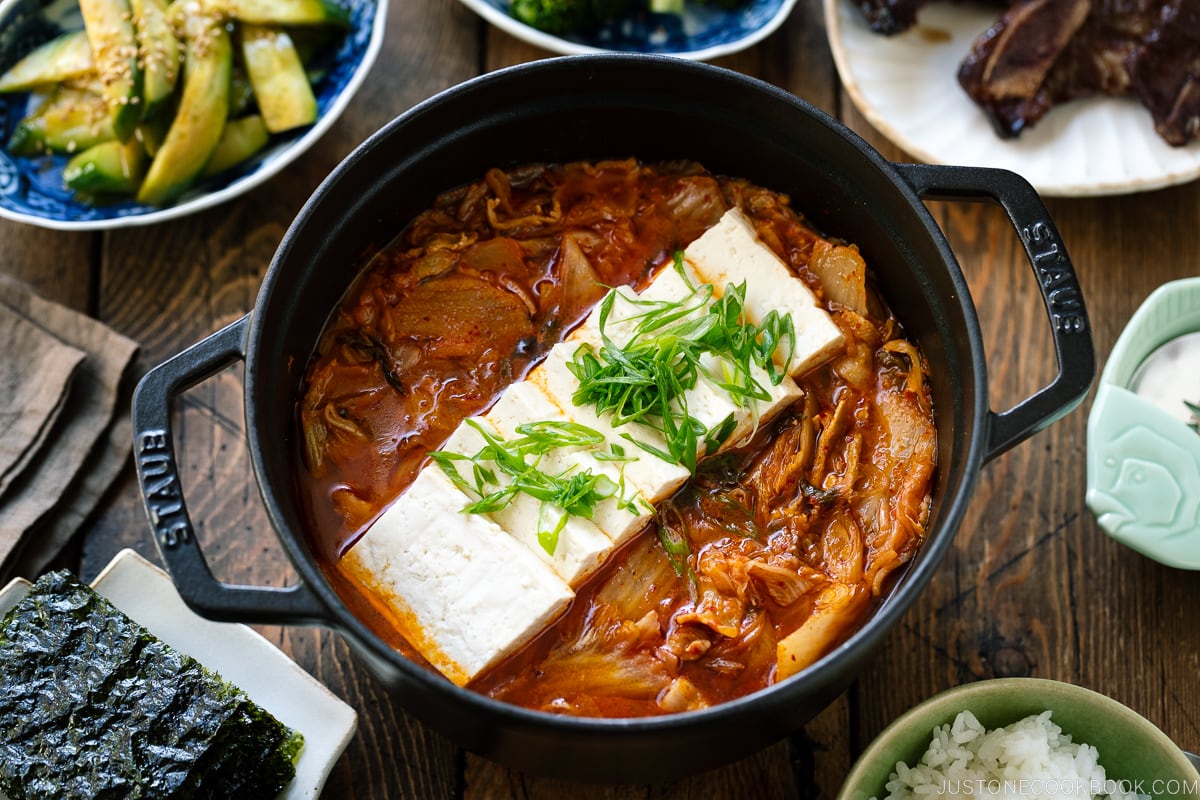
xmin=1129 ymin=331 xmax=1200 ymax=423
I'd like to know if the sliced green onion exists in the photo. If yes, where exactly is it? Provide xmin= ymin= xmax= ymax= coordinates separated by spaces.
xmin=569 ymin=251 xmax=797 ymax=473
xmin=656 ymin=501 xmax=693 ymax=580
xmin=514 ymin=419 xmax=606 ymax=449
xmin=428 ymin=420 xmax=642 ymax=553
xmin=703 ymin=413 xmax=738 ymax=454
xmin=536 ymin=503 xmax=568 ymax=555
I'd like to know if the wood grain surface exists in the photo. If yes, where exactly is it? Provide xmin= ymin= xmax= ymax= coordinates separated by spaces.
xmin=3 ymin=0 xmax=1199 ymax=797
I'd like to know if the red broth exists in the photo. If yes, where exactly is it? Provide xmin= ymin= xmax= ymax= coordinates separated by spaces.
xmin=296 ymin=160 xmax=936 ymax=716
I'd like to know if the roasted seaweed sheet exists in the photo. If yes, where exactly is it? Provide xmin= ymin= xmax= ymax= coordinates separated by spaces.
xmin=0 ymin=570 xmax=302 ymax=800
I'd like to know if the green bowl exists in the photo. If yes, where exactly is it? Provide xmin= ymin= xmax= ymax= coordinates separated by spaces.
xmin=839 ymin=679 xmax=1200 ymax=800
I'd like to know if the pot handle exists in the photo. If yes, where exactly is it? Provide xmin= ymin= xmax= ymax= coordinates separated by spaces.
xmin=895 ymin=163 xmax=1095 ymax=462
xmin=132 ymin=314 xmax=330 ymax=625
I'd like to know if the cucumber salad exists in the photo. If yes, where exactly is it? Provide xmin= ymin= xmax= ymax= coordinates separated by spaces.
xmin=0 ymin=0 xmax=350 ymax=205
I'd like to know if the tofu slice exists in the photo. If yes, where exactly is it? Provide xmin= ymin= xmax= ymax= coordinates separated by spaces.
xmin=438 ymin=417 xmax=614 ymax=588
xmin=567 ymin=255 xmax=803 ymax=457
xmin=683 ymin=207 xmax=844 ymax=378
xmin=526 ymin=342 xmax=691 ymax=504
xmin=485 ymin=381 xmax=656 ymax=547
xmin=570 ymin=260 xmax=705 ymax=351
xmin=341 ymin=466 xmax=572 ymax=687
xmin=695 ymin=353 xmax=804 ymax=452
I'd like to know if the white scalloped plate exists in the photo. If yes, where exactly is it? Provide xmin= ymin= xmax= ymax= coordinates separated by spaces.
xmin=0 ymin=549 xmax=356 ymax=800
xmin=825 ymin=0 xmax=1200 ymax=197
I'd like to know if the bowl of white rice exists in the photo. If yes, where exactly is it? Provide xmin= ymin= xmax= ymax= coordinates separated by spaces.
xmin=838 ymin=678 xmax=1200 ymax=800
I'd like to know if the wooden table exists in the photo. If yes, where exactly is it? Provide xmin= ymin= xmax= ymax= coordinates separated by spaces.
xmin=4 ymin=0 xmax=1200 ymax=796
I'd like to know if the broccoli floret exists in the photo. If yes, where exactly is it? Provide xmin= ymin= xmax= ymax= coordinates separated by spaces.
xmin=510 ymin=0 xmax=589 ymax=33
xmin=510 ymin=0 xmax=636 ymax=34
xmin=647 ymin=0 xmax=684 ymax=12
xmin=509 ymin=0 xmax=747 ymax=34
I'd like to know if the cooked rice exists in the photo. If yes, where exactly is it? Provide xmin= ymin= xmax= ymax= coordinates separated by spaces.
xmin=874 ymin=710 xmax=1150 ymax=799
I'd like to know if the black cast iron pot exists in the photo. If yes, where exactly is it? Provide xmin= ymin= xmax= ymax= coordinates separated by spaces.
xmin=132 ymin=55 xmax=1095 ymax=783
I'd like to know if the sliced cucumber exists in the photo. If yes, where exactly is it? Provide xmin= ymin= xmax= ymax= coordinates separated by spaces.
xmin=210 ymin=0 xmax=350 ymax=27
xmin=7 ymin=86 xmax=116 ymax=156
xmin=136 ymin=14 xmax=230 ymax=205
xmin=228 ymin=65 xmax=255 ymax=117
xmin=79 ymin=0 xmax=144 ymax=140
xmin=130 ymin=0 xmax=180 ymax=115
xmin=0 ymin=31 xmax=94 ymax=93
xmin=63 ymin=72 xmax=107 ymax=95
xmin=240 ymin=24 xmax=316 ymax=133
xmin=134 ymin=114 xmax=169 ymax=156
xmin=203 ymin=113 xmax=268 ymax=175
xmin=63 ymin=138 xmax=147 ymax=194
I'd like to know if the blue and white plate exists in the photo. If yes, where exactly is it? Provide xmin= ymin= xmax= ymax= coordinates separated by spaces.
xmin=0 ymin=0 xmax=386 ymax=230
xmin=458 ymin=0 xmax=796 ymax=61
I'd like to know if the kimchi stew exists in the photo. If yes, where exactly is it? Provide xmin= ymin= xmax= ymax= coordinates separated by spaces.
xmin=296 ymin=159 xmax=937 ymax=716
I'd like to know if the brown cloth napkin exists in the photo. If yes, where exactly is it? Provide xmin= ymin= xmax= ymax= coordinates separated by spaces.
xmin=0 ymin=275 xmax=139 ymax=581
xmin=0 ymin=303 xmax=87 ymax=499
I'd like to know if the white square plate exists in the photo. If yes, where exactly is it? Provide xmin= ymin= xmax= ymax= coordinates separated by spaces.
xmin=0 ymin=548 xmax=357 ymax=800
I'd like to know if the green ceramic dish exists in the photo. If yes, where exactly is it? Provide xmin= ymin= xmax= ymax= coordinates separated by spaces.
xmin=1086 ymin=277 xmax=1200 ymax=570
xmin=839 ymin=678 xmax=1200 ymax=800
